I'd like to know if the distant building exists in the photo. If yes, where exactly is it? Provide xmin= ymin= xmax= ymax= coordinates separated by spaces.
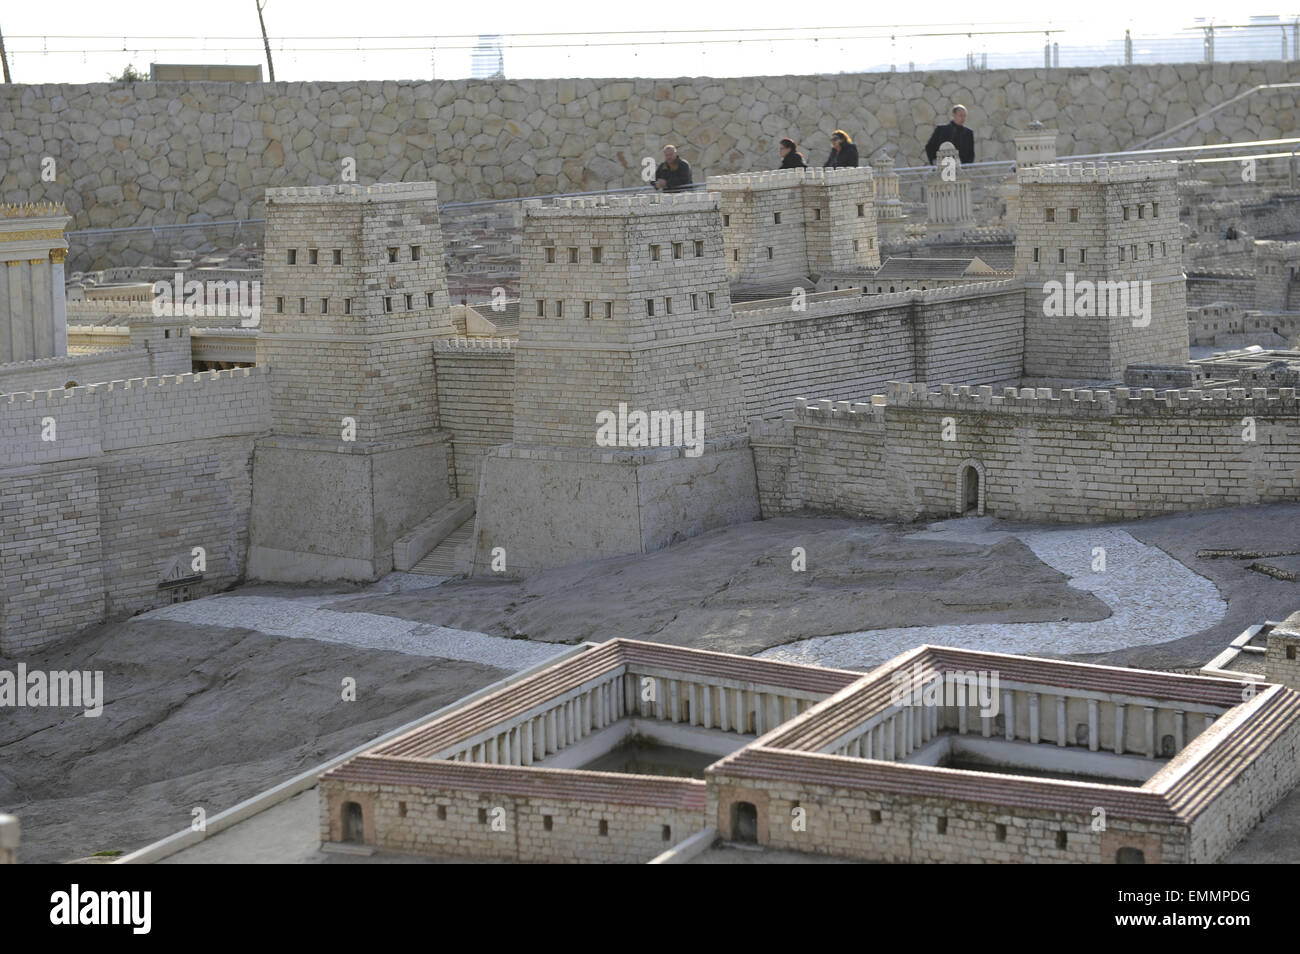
xmin=471 ymin=36 xmax=505 ymax=80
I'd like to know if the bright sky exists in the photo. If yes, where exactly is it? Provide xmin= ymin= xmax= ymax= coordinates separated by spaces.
xmin=0 ymin=1 xmax=1289 ymax=82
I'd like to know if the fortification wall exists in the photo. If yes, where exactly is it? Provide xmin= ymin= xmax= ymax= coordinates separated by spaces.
xmin=0 ymin=346 xmax=150 ymax=395
xmin=776 ymin=382 xmax=1300 ymax=523
xmin=5 ymin=61 xmax=1299 ymax=241
xmin=319 ymin=778 xmax=703 ymax=863
xmin=733 ymin=282 xmax=1023 ymax=420
xmin=433 ymin=337 xmax=516 ymax=497
xmin=0 ymin=367 xmax=269 ymax=652
xmin=1187 ymin=275 xmax=1256 ymax=309
xmin=708 ymin=771 xmax=1188 ymax=862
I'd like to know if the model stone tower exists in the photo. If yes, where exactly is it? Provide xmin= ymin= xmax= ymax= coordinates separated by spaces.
xmin=925 ymin=142 xmax=975 ymax=236
xmin=1016 ymin=161 xmax=1188 ymax=381
xmin=472 ymin=191 xmax=759 ymax=576
xmin=708 ymin=167 xmax=878 ymax=287
xmin=248 ymin=182 xmax=454 ymax=581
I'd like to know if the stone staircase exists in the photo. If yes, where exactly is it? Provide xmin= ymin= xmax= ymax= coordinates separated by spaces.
xmin=409 ymin=516 xmax=474 ymax=577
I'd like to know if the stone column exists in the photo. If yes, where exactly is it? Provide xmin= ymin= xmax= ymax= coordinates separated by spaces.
xmin=1114 ymin=703 xmax=1126 ymax=755
xmin=1088 ymin=699 xmax=1099 ymax=751
xmin=702 ymin=685 xmax=713 ymax=729
xmin=864 ymin=727 xmax=873 ymax=759
xmin=1056 ymin=696 xmax=1068 ymax=747
xmin=1003 ymin=691 xmax=1015 ymax=741
xmin=1029 ymin=693 xmax=1040 ymax=743
xmin=1144 ymin=706 xmax=1157 ymax=758
xmin=1174 ymin=709 xmax=1185 ymax=752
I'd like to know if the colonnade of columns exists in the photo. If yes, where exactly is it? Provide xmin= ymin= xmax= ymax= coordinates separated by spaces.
xmin=829 ymin=689 xmax=1222 ymax=763
xmin=444 ymin=672 xmax=819 ymax=767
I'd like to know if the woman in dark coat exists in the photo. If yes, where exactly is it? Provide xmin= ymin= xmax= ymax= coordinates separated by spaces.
xmin=825 ymin=129 xmax=859 ymax=168
xmin=779 ymin=138 xmax=806 ymax=169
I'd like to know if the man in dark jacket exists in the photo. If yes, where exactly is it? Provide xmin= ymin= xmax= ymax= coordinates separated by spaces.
xmin=654 ymin=145 xmax=693 ymax=192
xmin=925 ymin=105 xmax=975 ymax=165
xmin=825 ymin=130 xmax=859 ymax=168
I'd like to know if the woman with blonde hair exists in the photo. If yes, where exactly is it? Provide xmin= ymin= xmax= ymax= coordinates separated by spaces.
xmin=825 ymin=129 xmax=859 ymax=168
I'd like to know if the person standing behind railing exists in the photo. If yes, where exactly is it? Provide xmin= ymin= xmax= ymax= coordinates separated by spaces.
xmin=925 ymin=105 xmax=975 ymax=165
xmin=654 ymin=144 xmax=693 ymax=192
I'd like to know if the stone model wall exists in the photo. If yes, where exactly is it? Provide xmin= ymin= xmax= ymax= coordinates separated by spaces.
xmin=733 ymin=282 xmax=1024 ymax=419
xmin=5 ymin=61 xmax=1300 ymax=236
xmin=1187 ymin=273 xmax=1256 ymax=309
xmin=707 ymin=771 xmax=1189 ymax=863
xmin=0 ymin=367 xmax=269 ymax=653
xmin=762 ymin=382 xmax=1300 ymax=523
xmin=319 ymin=778 xmax=702 ymax=863
xmin=433 ymin=337 xmax=516 ymax=497
xmin=0 ymin=347 xmax=149 ymax=395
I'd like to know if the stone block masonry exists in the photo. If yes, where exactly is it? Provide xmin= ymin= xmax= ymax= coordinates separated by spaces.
xmin=6 ymin=61 xmax=1300 ymax=244
xmin=766 ymin=381 xmax=1300 ymax=524
xmin=433 ymin=337 xmax=516 ymax=498
xmin=0 ymin=367 xmax=269 ymax=653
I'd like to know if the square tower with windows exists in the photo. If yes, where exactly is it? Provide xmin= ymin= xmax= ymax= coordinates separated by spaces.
xmin=1016 ymin=161 xmax=1188 ymax=381
xmin=249 ymin=182 xmax=454 ymax=582
xmin=473 ymin=192 xmax=759 ymax=576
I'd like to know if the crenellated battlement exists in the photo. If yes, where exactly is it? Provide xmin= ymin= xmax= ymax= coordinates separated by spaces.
xmin=1 ymin=201 xmax=68 ymax=218
xmin=1017 ymin=160 xmax=1180 ymax=184
xmin=432 ymin=335 xmax=517 ymax=352
xmin=706 ymin=166 xmax=874 ymax=191
xmin=265 ymin=181 xmax=440 ymax=204
xmin=793 ymin=379 xmax=1300 ymax=426
xmin=2 ymin=364 xmax=266 ymax=404
xmin=522 ymin=191 xmax=721 ymax=217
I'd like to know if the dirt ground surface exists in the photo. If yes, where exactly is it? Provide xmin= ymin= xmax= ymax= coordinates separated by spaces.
xmin=2 ymin=503 xmax=1297 ymax=864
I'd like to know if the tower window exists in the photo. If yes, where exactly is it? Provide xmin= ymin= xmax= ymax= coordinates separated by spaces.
xmin=733 ymin=250 xmax=739 ymax=262
xmin=321 ymin=298 xmax=329 ymax=314
xmin=426 ymin=292 xmax=434 ymax=307
xmin=591 ymin=246 xmax=602 ymax=263
xmin=568 ymin=247 xmax=578 ymax=264
xmin=1068 ymin=208 xmax=1078 ymax=222
xmin=604 ymin=301 xmax=613 ymax=319
xmin=1057 ymin=248 xmax=1065 ymax=263
xmin=543 ymin=815 xmax=553 ymax=831
xmin=691 ymin=293 xmax=699 ymax=310
xmin=853 ymin=239 xmax=860 ymax=251
xmin=545 ymin=247 xmax=556 ymax=264
xmin=936 ymin=816 xmax=948 ymax=835
xmin=298 ymin=297 xmax=306 ymax=314
xmin=1152 ymin=202 xmax=1159 ymax=217
xmin=857 ymin=204 xmax=865 ymax=217
xmin=646 ymin=299 xmax=655 ymax=317
xmin=164 ymin=329 xmax=170 ymax=339
xmin=1122 ymin=206 xmax=1129 ymax=221
xmin=276 ymin=297 xmax=284 ymax=314
xmin=664 ymin=297 xmax=672 ymax=315
xmin=1032 ymin=247 xmax=1039 ymax=263
xmin=308 ymin=248 xmax=318 ymax=264
xmin=1161 ymin=242 xmax=1166 ymax=256
xmin=766 ymin=247 xmax=774 ymax=259
xmin=411 ymin=245 xmax=422 ymax=261
xmin=404 ymin=294 xmax=413 ymax=310
xmin=694 ymin=240 xmax=704 ymax=257
xmin=555 ymin=300 xmax=563 ymax=317
xmin=387 ymin=247 xmax=398 ymax=263
xmin=1118 ymin=246 xmax=1125 ymax=261
xmin=383 ymin=297 xmax=392 ymax=313
xmin=1147 ymin=243 xmax=1154 ymax=258
xmin=814 ymin=208 xmax=822 ymax=220
xmin=536 ymin=299 xmax=545 ymax=317
xmin=1137 ymin=205 xmax=1144 ymax=219
xmin=598 ymin=820 xmax=609 ymax=836
xmin=1079 ymin=249 xmax=1087 ymax=263
xmin=773 ymin=212 xmax=782 ymax=225
xmin=672 ymin=242 xmax=682 ymax=259
xmin=1045 ymin=208 xmax=1055 ymax=222
xmin=344 ymin=298 xmax=351 ymax=315
xmin=1056 ymin=830 xmax=1068 ymax=850
xmin=707 ymin=292 xmax=716 ymax=309
xmin=649 ymin=244 xmax=661 ymax=261
xmin=287 ymin=249 xmax=297 ymax=265
xmin=723 ymin=214 xmax=730 ymax=227
xmin=584 ymin=300 xmax=593 ymax=319
xmin=333 ymin=249 xmax=342 ymax=265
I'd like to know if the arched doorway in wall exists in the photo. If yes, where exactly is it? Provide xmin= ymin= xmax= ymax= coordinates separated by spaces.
xmin=955 ymin=459 xmax=986 ymax=516
xmin=730 ymin=802 xmax=758 ymax=843
xmin=341 ymin=801 xmax=365 ymax=843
